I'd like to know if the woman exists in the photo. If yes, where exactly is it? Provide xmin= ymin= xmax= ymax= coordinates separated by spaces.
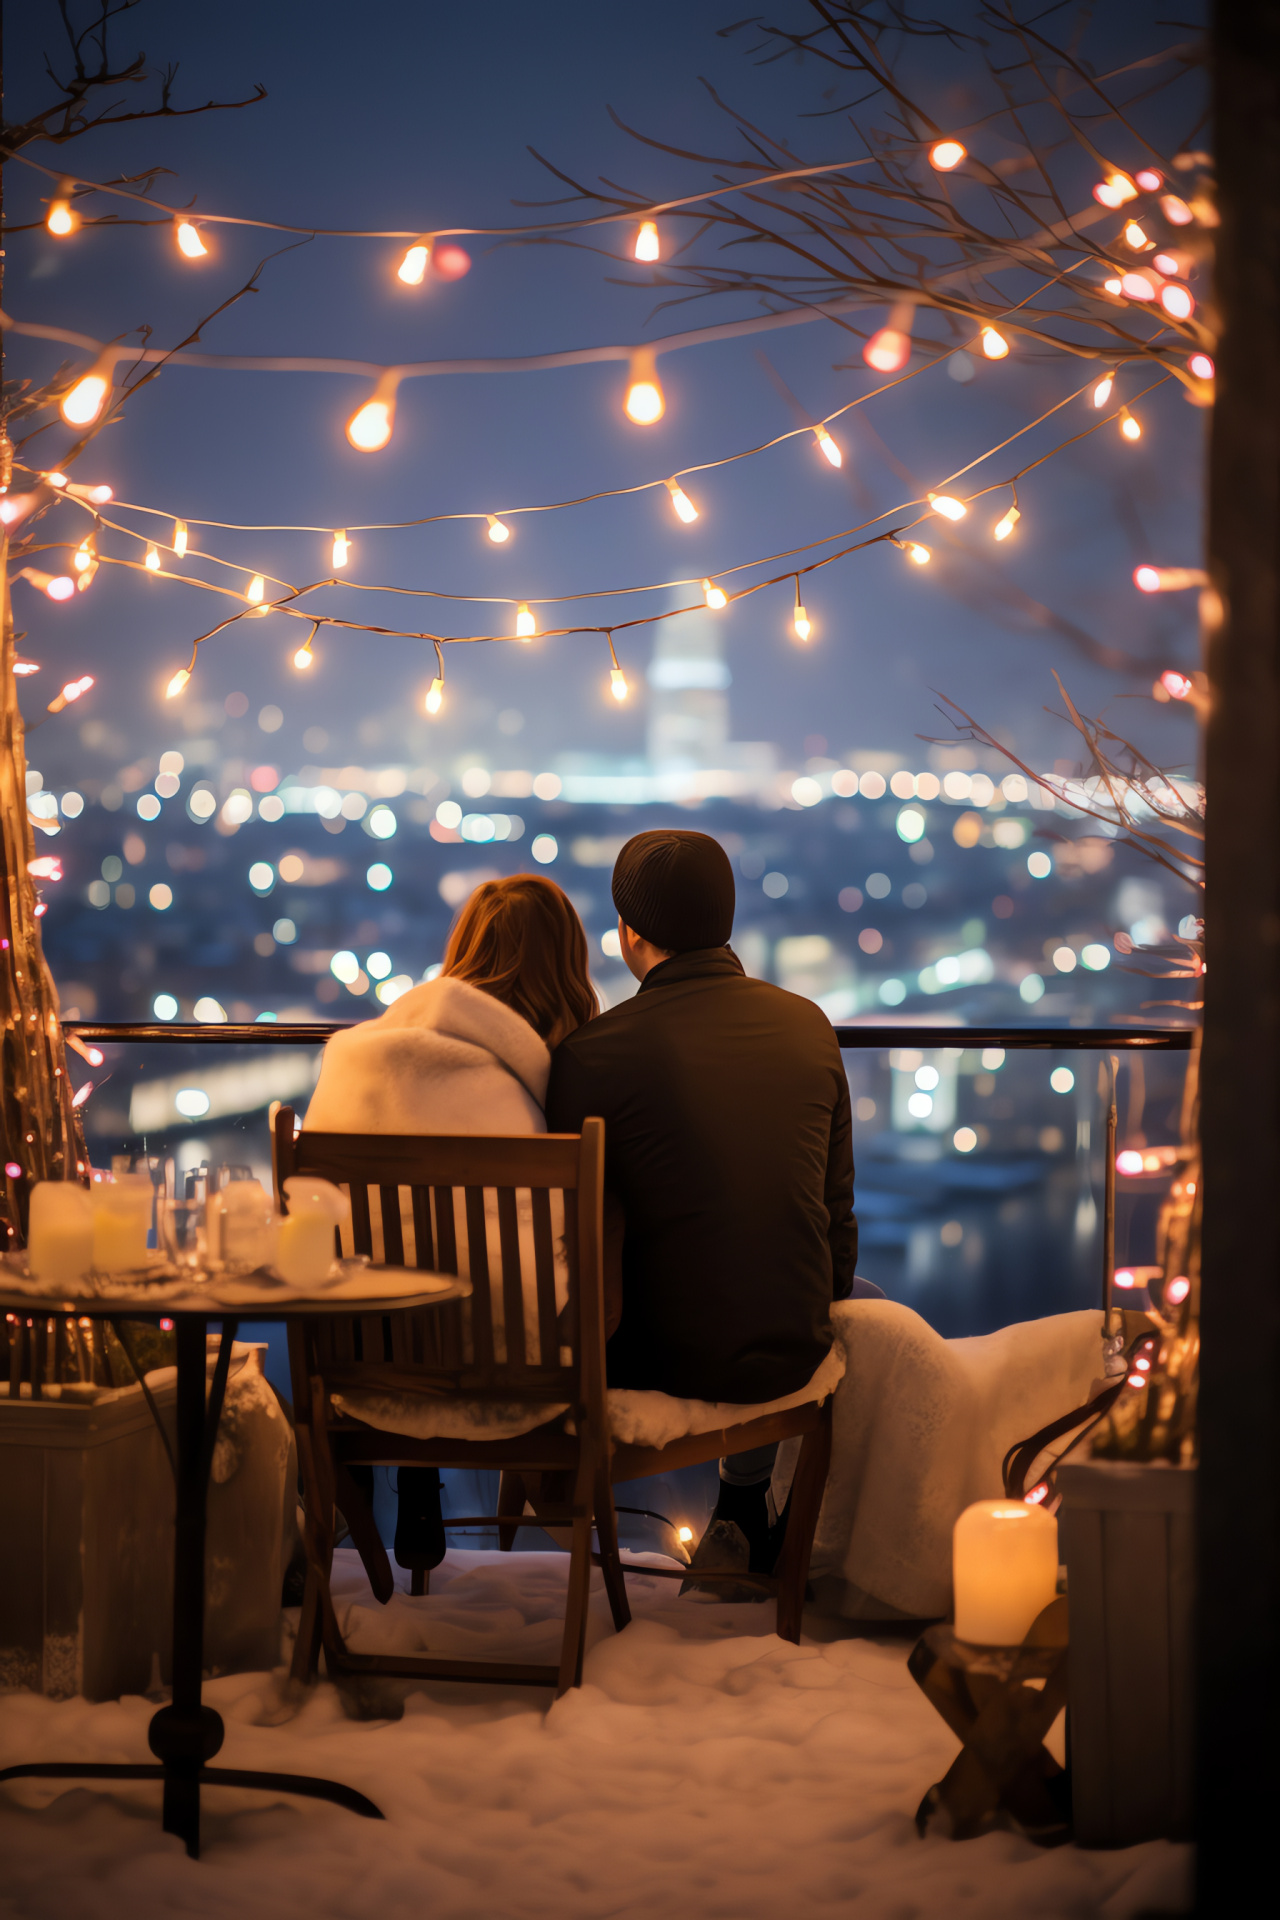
xmin=303 ymin=873 xmax=596 ymax=1580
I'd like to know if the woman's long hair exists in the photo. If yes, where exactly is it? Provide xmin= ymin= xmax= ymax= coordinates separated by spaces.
xmin=441 ymin=874 xmax=596 ymax=1050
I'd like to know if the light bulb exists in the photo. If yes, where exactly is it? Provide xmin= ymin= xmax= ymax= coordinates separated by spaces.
xmin=61 ymin=371 xmax=109 ymax=426
xmin=1153 ymin=252 xmax=1180 ymax=275
xmin=1104 ymin=277 xmax=1124 ymax=296
xmin=432 ymin=242 xmax=471 ymax=279
xmin=332 ymin=530 xmax=350 ymax=568
xmin=175 ymin=220 xmax=207 ymax=259
xmin=929 ymin=140 xmax=966 ymax=171
xmin=1188 ymin=353 xmax=1214 ymax=380
xmin=1121 ymin=270 xmax=1158 ymax=301
xmin=74 ymin=539 xmax=95 ymax=573
xmin=47 ymin=196 xmax=77 ymax=237
xmin=486 ymin=514 xmax=510 ymax=543
xmin=173 ymin=519 xmax=188 ymax=557
xmin=516 ymin=602 xmax=536 ymax=639
xmin=425 ymin=677 xmax=444 ymax=715
xmin=1124 ymin=222 xmax=1149 ymax=250
xmin=981 ymin=327 xmax=1010 ymax=359
xmin=1134 ymin=567 xmax=1162 ymax=593
xmin=610 ymin=668 xmax=628 ymax=701
xmin=166 ymin=668 xmax=191 ymax=699
xmin=993 ymin=506 xmax=1021 ymax=541
xmin=634 ymin=220 xmax=660 ymax=262
xmin=793 ymin=605 xmax=811 ymax=642
xmin=398 ymin=244 xmax=429 ymax=285
xmin=76 ymin=560 xmax=97 ymax=592
xmin=1093 ymin=171 xmax=1138 ymax=208
xmin=864 ymin=327 xmax=911 ymax=373
xmin=246 ymin=574 xmax=266 ymax=603
xmin=293 ymin=641 xmax=314 ymax=670
xmin=928 ymin=493 xmax=967 ymax=521
xmin=1135 ymin=169 xmax=1163 ymax=191
xmin=665 ymin=479 xmax=698 ymax=523
xmin=814 ymin=425 xmax=843 ymax=468
xmin=43 ymin=473 xmax=69 ymax=487
xmin=1092 ymin=373 xmax=1115 ymax=408
xmin=145 ymin=545 xmax=161 ymax=571
xmin=625 ymin=348 xmax=665 ymax=424
xmin=1120 ymin=408 xmax=1142 ymax=441
xmin=906 ymin=543 xmax=931 ymax=566
xmin=347 ymin=398 xmax=393 ymax=451
xmin=1160 ymin=193 xmax=1193 ymax=226
xmin=703 ymin=578 xmax=727 ymax=610
xmin=1160 ymin=283 xmax=1195 ymax=320
xmin=18 ymin=568 xmax=75 ymax=601
xmin=64 ymin=481 xmax=113 ymax=503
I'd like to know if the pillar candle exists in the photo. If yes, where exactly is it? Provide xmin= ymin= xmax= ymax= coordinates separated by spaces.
xmin=277 ymin=1177 xmax=350 ymax=1288
xmin=90 ymin=1173 xmax=152 ymax=1274
xmin=953 ymin=1499 xmax=1059 ymax=1646
xmin=27 ymin=1182 xmax=94 ymax=1287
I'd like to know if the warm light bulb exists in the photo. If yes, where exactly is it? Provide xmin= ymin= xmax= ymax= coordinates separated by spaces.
xmin=425 ymin=677 xmax=443 ymax=715
xmin=634 ymin=220 xmax=660 ymax=262
xmin=61 ymin=372 xmax=109 ymax=427
xmin=175 ymin=220 xmax=207 ymax=259
xmin=1103 ymin=277 xmax=1124 ymax=296
xmin=1135 ymin=169 xmax=1163 ymax=192
xmin=1135 ymin=566 xmax=1161 ymax=593
xmin=993 ymin=506 xmax=1021 ymax=541
xmin=74 ymin=539 xmax=95 ymax=573
xmin=1093 ymin=171 xmax=1138 ymax=208
xmin=1166 ymin=1275 xmax=1191 ymax=1304
xmin=929 ymin=140 xmax=966 ymax=171
xmin=665 ymin=479 xmax=698 ymax=523
xmin=166 ymin=668 xmax=191 ymax=699
xmin=1153 ymin=252 xmax=1180 ymax=276
xmin=793 ymin=605 xmax=811 ymax=642
xmin=47 ymin=197 xmax=77 ymax=237
xmin=906 ymin=543 xmax=931 ymax=565
xmin=928 ymin=493 xmax=967 ymax=521
xmin=980 ymin=327 xmax=1010 ymax=359
xmin=173 ymin=519 xmax=188 ymax=557
xmin=610 ymin=668 xmax=628 ymax=701
xmin=346 ymin=398 xmax=394 ymax=451
xmin=1120 ymin=408 xmax=1142 ymax=441
xmin=76 ymin=561 xmax=97 ymax=592
xmin=398 ymin=244 xmax=429 ymax=285
xmin=486 ymin=514 xmax=510 ymax=543
xmin=145 ymin=545 xmax=161 ymax=572
xmin=864 ymin=328 xmax=911 ymax=373
xmin=1188 ymin=353 xmax=1214 ymax=380
xmin=516 ymin=602 xmax=536 ymax=639
xmin=625 ymin=347 xmax=665 ymax=426
xmin=1092 ymin=373 xmax=1115 ymax=408
xmin=19 ymin=568 xmax=75 ymax=601
xmin=814 ymin=425 xmax=843 ymax=468
xmin=293 ymin=641 xmax=314 ymax=670
xmin=247 ymin=574 xmax=266 ymax=604
xmin=1121 ymin=271 xmax=1158 ymax=301
xmin=1124 ymin=222 xmax=1150 ymax=250
xmin=332 ymin=530 xmax=350 ymax=568
xmin=1160 ymin=283 xmax=1195 ymax=320
xmin=1160 ymin=193 xmax=1193 ymax=226
xmin=64 ymin=481 xmax=112 ymax=503
xmin=43 ymin=473 xmax=69 ymax=488
xmin=703 ymin=578 xmax=727 ymax=610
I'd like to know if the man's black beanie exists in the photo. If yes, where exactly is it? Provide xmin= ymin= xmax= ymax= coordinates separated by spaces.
xmin=611 ymin=829 xmax=735 ymax=953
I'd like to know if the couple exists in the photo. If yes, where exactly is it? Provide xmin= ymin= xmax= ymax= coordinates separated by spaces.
xmin=306 ymin=828 xmax=860 ymax=1577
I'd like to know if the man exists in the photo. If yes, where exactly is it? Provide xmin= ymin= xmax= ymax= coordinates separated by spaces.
xmin=545 ymin=828 xmax=858 ymax=1567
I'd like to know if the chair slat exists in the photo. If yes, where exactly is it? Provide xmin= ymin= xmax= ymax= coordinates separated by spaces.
xmin=433 ymin=1188 xmax=458 ymax=1274
xmin=464 ymin=1186 xmax=495 ymax=1374
xmin=348 ymin=1182 xmax=374 ymax=1258
xmin=410 ymin=1186 xmax=434 ymax=1269
xmin=496 ymin=1187 xmax=525 ymax=1367
xmin=379 ymin=1186 xmax=405 ymax=1266
xmin=530 ymin=1187 xmax=558 ymax=1368
xmin=562 ymin=1202 xmax=580 ymax=1355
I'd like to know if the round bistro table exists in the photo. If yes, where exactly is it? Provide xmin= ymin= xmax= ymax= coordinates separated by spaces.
xmin=0 ymin=1268 xmax=469 ymax=1858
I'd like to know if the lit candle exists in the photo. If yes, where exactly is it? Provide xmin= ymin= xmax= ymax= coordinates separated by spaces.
xmin=953 ymin=1499 xmax=1059 ymax=1645
xmin=277 ymin=1178 xmax=350 ymax=1287
xmin=27 ymin=1182 xmax=94 ymax=1286
xmin=90 ymin=1173 xmax=153 ymax=1273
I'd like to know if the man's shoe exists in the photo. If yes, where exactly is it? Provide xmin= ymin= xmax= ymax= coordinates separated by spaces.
xmin=393 ymin=1466 xmax=447 ymax=1571
xmin=679 ymin=1518 xmax=764 ymax=1601
xmin=707 ymin=1476 xmax=775 ymax=1573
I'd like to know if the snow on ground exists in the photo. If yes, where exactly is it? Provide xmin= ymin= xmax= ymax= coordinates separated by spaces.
xmin=0 ymin=1550 xmax=1191 ymax=1919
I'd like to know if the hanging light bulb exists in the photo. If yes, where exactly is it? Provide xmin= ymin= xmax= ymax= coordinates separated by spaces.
xmin=792 ymin=579 xmax=811 ymax=643
xmin=175 ymin=219 xmax=208 ymax=259
xmin=331 ymin=530 xmax=350 ymax=568
xmin=929 ymin=139 xmax=966 ymax=171
xmin=293 ymin=636 xmax=315 ymax=669
xmin=665 ymin=479 xmax=698 ymax=523
xmin=397 ymin=243 xmax=430 ymax=285
xmin=63 ymin=480 xmax=112 ymax=503
xmin=703 ymin=578 xmax=727 ymax=610
xmin=864 ymin=301 xmax=916 ymax=373
xmin=624 ymin=348 xmax=665 ymax=425
xmin=906 ymin=543 xmax=931 ymax=566
xmin=431 ymin=241 xmax=471 ymax=279
xmin=1103 ymin=276 xmax=1124 ymax=296
xmin=610 ymin=668 xmax=629 ymax=701
xmin=928 ymin=493 xmax=967 ymax=521
xmin=1188 ymin=353 xmax=1215 ymax=381
xmin=172 ymin=519 xmax=188 ymax=558
xmin=1120 ymin=407 xmax=1142 ymax=441
xmin=1093 ymin=171 xmax=1138 ymax=208
xmin=166 ymin=668 xmax=191 ymax=699
xmin=246 ymin=574 xmax=266 ymax=604
xmin=425 ymin=677 xmax=444 ymax=715
xmin=1121 ymin=270 xmax=1159 ymax=301
xmin=145 ymin=545 xmax=162 ymax=572
xmin=1160 ymin=283 xmax=1195 ymax=320
xmin=47 ymin=184 xmax=78 ymax=237
xmin=73 ymin=537 xmax=96 ymax=574
xmin=980 ymin=327 xmax=1010 ymax=359
xmin=634 ymin=220 xmax=660 ymax=262
xmin=18 ymin=568 xmax=76 ymax=601
xmin=1092 ymin=372 xmax=1115 ymax=408
xmin=60 ymin=348 xmax=117 ymax=427
xmin=814 ymin=425 xmax=843 ymax=468
xmin=1160 ymin=193 xmax=1194 ymax=226
xmin=486 ymin=515 xmax=511 ymax=543
xmin=1124 ymin=221 xmax=1150 ymax=250
xmin=76 ymin=558 xmax=98 ymax=592
xmin=993 ymin=505 xmax=1021 ymax=541
xmin=515 ymin=602 xmax=537 ymax=639
xmin=346 ymin=370 xmax=400 ymax=451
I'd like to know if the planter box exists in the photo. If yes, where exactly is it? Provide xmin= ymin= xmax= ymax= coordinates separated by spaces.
xmin=1057 ymin=1458 xmax=1195 ymax=1846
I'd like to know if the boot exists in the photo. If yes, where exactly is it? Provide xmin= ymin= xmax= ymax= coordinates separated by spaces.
xmin=394 ymin=1467 xmax=446 ymax=1573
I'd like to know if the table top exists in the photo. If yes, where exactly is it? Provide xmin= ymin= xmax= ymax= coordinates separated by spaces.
xmin=0 ymin=1258 xmax=470 ymax=1321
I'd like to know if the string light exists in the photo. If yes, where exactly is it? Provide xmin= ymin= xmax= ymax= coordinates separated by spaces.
xmin=929 ymin=140 xmax=966 ymax=171
xmin=1188 ymin=354 xmax=1214 ymax=380
xmin=606 ymin=632 xmax=628 ymax=700
xmin=425 ymin=641 xmax=445 ymax=714
xmin=993 ymin=504 xmax=1021 ymax=541
xmin=46 ymin=675 xmax=93 ymax=713
xmin=1160 ymin=283 xmax=1195 ymax=320
xmin=60 ymin=349 xmax=117 ymax=426
xmin=1160 ymin=193 xmax=1194 ymax=226
xmin=703 ymin=577 xmax=727 ymax=609
xmin=293 ymin=623 xmax=319 ymax=669
xmin=1092 ymin=372 xmax=1115 ymax=408
xmin=165 ymin=667 xmax=191 ymax=698
xmin=864 ymin=302 xmax=915 ymax=372
xmin=1103 ymin=276 xmax=1124 ymax=296
xmin=173 ymin=518 xmax=188 ymax=557
xmin=665 ymin=479 xmax=698 ymax=523
xmin=624 ymin=348 xmax=664 ymax=424
xmin=17 ymin=567 xmax=75 ymax=601
xmin=980 ymin=327 xmax=1010 ymax=359
xmin=431 ymin=242 xmax=471 ymax=280
xmin=62 ymin=480 xmax=112 ymax=503
xmin=346 ymin=370 xmax=400 ymax=451
xmin=515 ymin=602 xmax=537 ymax=639
xmin=397 ymin=243 xmax=430 ymax=285
xmin=331 ymin=530 xmax=350 ymax=568
xmin=928 ymin=492 xmax=967 ymax=520
xmin=1135 ymin=169 xmax=1163 ymax=192
xmin=814 ymin=424 xmax=843 ymax=468
xmin=74 ymin=536 xmax=96 ymax=573
xmin=1124 ymin=222 xmax=1150 ymax=250
xmin=906 ymin=543 xmax=931 ymax=565
xmin=1134 ymin=566 xmax=1207 ymax=593
xmin=792 ymin=577 xmax=811 ymax=643
xmin=246 ymin=573 xmax=266 ymax=603
xmin=46 ymin=186 xmax=78 ymax=237
xmin=1121 ymin=270 xmax=1158 ymax=301
xmin=486 ymin=515 xmax=511 ymax=543
xmin=1120 ymin=406 xmax=1142 ymax=441
xmin=145 ymin=544 xmax=161 ymax=571
xmin=634 ymin=220 xmax=660 ymax=262
xmin=175 ymin=219 xmax=208 ymax=259
xmin=1093 ymin=171 xmax=1138 ymax=208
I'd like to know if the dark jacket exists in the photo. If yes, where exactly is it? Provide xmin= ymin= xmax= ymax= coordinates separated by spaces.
xmin=545 ymin=947 xmax=857 ymax=1403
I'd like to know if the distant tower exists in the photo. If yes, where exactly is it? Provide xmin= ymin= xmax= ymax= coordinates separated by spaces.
xmin=646 ymin=604 xmax=731 ymax=772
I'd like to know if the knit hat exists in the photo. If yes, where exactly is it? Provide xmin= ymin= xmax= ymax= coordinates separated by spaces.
xmin=611 ymin=830 xmax=735 ymax=952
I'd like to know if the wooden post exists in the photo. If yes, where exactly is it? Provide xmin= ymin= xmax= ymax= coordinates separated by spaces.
xmin=1200 ymin=0 xmax=1280 ymax=1901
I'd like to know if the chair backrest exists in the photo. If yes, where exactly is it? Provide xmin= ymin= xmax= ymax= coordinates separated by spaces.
xmin=272 ymin=1108 xmax=607 ymax=1427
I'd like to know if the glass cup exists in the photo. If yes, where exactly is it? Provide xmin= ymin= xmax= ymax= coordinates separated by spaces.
xmin=158 ymin=1195 xmax=206 ymax=1274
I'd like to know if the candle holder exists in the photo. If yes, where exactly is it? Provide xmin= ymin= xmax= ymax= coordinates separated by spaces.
xmin=908 ymin=1597 xmax=1070 ymax=1845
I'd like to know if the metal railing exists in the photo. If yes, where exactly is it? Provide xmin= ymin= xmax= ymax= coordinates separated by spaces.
xmin=65 ymin=1022 xmax=1196 ymax=1050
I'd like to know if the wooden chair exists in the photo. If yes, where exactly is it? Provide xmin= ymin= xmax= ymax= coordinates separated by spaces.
xmin=273 ymin=1107 xmax=834 ymax=1690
